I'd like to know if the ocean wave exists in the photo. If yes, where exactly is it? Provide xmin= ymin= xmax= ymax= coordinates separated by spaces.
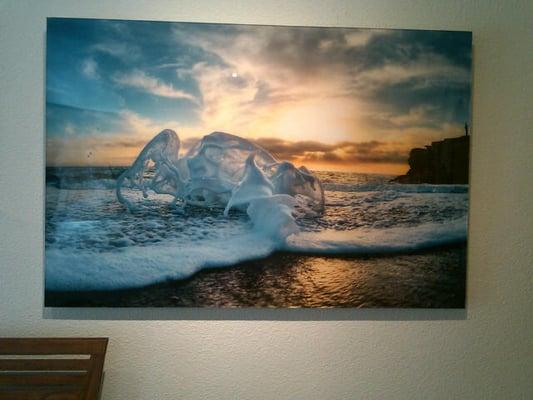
xmin=47 ymin=178 xmax=118 ymax=190
xmin=45 ymin=160 xmax=468 ymax=291
xmin=285 ymin=217 xmax=467 ymax=254
xmin=322 ymin=183 xmax=468 ymax=193
xmin=45 ymin=216 xmax=467 ymax=291
xmin=45 ymin=232 xmax=277 ymax=291
xmin=48 ymin=179 xmax=468 ymax=195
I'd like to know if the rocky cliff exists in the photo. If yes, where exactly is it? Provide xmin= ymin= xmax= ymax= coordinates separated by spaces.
xmin=393 ymin=135 xmax=470 ymax=184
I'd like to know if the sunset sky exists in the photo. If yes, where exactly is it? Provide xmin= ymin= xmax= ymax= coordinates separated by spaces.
xmin=46 ymin=18 xmax=471 ymax=174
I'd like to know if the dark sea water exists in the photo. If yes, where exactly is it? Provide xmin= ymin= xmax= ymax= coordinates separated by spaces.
xmin=45 ymin=167 xmax=468 ymax=308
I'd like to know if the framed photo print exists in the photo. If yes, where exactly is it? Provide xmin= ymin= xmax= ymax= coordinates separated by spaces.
xmin=45 ymin=18 xmax=471 ymax=308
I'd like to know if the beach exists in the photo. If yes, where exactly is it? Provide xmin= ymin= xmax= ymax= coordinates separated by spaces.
xmin=45 ymin=167 xmax=468 ymax=308
xmin=46 ymin=244 xmax=466 ymax=308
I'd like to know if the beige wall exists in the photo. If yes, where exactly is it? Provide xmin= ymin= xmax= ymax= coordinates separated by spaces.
xmin=0 ymin=1 xmax=531 ymax=399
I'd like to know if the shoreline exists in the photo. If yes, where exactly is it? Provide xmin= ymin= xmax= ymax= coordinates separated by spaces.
xmin=45 ymin=243 xmax=466 ymax=308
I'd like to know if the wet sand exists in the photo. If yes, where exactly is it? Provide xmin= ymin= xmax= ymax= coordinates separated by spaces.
xmin=45 ymin=243 xmax=466 ymax=308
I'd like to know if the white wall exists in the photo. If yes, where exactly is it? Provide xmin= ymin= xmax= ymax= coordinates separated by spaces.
xmin=1 ymin=1 xmax=531 ymax=399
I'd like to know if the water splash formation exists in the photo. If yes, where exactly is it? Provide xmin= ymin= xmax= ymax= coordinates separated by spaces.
xmin=116 ymin=129 xmax=325 ymax=240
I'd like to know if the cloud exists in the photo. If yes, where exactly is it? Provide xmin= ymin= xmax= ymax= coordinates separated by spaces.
xmin=45 ymin=19 xmax=472 ymax=173
xmin=344 ymin=29 xmax=391 ymax=47
xmin=113 ymin=70 xmax=197 ymax=102
xmin=171 ymin=27 xmax=374 ymax=141
xmin=45 ymin=99 xmax=410 ymax=167
xmin=169 ymin=24 xmax=471 ymax=144
xmin=81 ymin=58 xmax=99 ymax=79
xmin=92 ymin=41 xmax=139 ymax=59
xmin=252 ymin=137 xmax=410 ymax=165
xmin=350 ymin=54 xmax=471 ymax=94
xmin=46 ymin=103 xmax=188 ymax=166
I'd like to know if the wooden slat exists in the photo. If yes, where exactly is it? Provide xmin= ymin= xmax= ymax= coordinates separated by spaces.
xmin=85 ymin=354 xmax=105 ymax=400
xmin=0 ymin=338 xmax=107 ymax=355
xmin=0 ymin=358 xmax=92 ymax=371
xmin=0 ymin=371 xmax=88 ymax=386
xmin=0 ymin=338 xmax=108 ymax=400
xmin=0 ymin=387 xmax=82 ymax=400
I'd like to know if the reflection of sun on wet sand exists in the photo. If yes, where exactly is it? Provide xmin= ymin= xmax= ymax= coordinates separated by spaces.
xmin=46 ymin=244 xmax=466 ymax=308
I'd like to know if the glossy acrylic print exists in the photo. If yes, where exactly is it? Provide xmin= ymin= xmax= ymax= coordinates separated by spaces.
xmin=45 ymin=18 xmax=471 ymax=308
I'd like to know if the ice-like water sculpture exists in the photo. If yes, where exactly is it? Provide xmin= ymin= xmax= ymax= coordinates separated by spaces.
xmin=116 ymin=129 xmax=183 ymax=208
xmin=116 ymin=130 xmax=324 ymax=237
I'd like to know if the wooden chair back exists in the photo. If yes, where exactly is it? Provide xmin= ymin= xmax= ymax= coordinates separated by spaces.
xmin=0 ymin=337 xmax=108 ymax=400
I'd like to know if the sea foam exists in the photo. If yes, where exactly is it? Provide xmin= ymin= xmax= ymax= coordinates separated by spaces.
xmin=285 ymin=216 xmax=467 ymax=254
xmin=45 ymin=212 xmax=467 ymax=291
xmin=45 ymin=232 xmax=277 ymax=291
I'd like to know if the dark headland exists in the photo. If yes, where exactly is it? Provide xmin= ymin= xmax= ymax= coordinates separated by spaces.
xmin=393 ymin=134 xmax=470 ymax=184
